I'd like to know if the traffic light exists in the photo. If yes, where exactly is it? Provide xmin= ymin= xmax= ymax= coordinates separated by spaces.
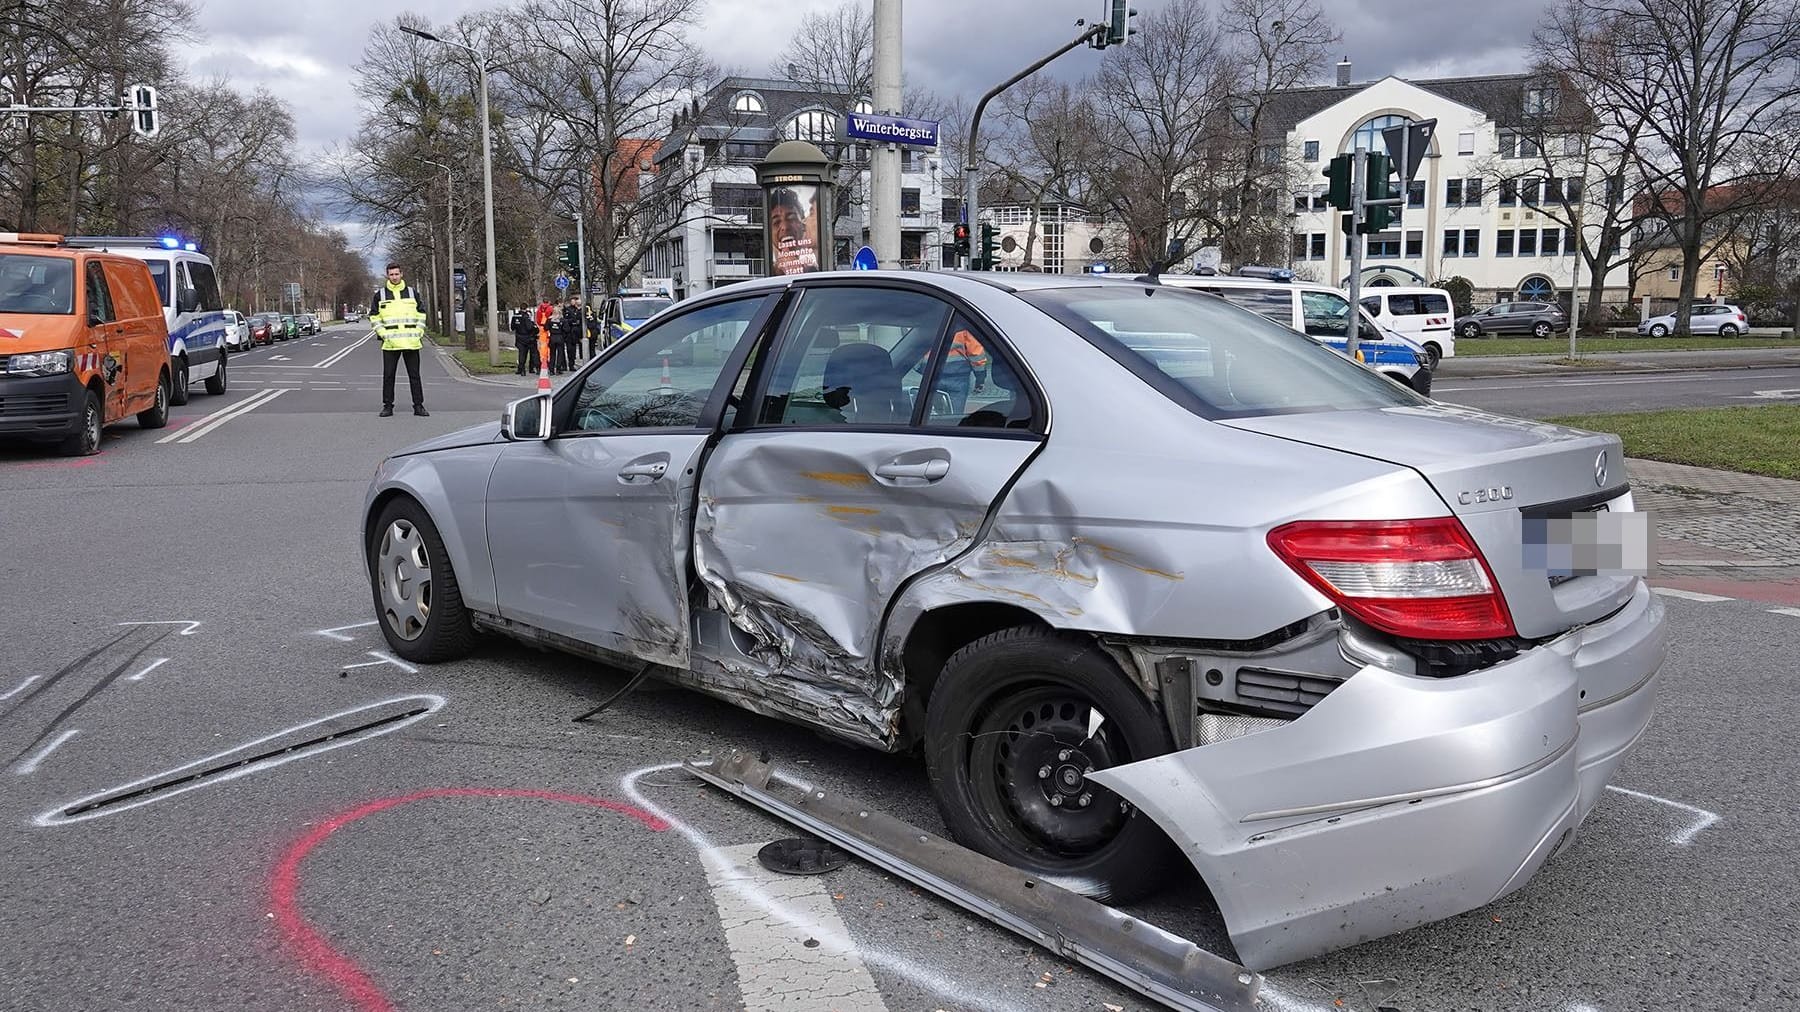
xmin=1323 ymin=154 xmax=1353 ymax=212
xmin=556 ymin=241 xmax=578 ymax=270
xmin=127 ymin=84 xmax=158 ymax=139
xmin=952 ymin=222 xmax=970 ymax=257
xmin=1359 ymin=152 xmax=1395 ymax=234
xmin=979 ymin=224 xmax=998 ymax=270
xmin=1097 ymin=0 xmax=1138 ymax=48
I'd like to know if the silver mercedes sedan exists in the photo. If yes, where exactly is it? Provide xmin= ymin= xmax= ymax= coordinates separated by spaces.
xmin=361 ymin=271 xmax=1665 ymax=969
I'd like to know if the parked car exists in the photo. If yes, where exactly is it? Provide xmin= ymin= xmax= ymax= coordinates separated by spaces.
xmin=1455 ymin=301 xmax=1568 ymax=339
xmin=0 ymin=233 xmax=173 ymax=455
xmin=279 ymin=315 xmax=298 ymax=340
xmin=248 ymin=312 xmax=279 ymax=346
xmin=1638 ymin=303 xmax=1747 ymax=336
xmin=221 ymin=309 xmax=252 ymax=352
xmin=1359 ymin=286 xmax=1457 ymax=366
xmin=299 ymin=313 xmax=320 ymax=335
xmin=360 ymin=269 xmax=1665 ymax=970
xmin=345 ymin=311 xmax=361 ymax=323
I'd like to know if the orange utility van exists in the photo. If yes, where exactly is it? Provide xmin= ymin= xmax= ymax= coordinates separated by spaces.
xmin=0 ymin=233 xmax=172 ymax=455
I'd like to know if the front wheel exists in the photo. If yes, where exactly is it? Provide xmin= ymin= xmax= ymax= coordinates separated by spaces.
xmin=1719 ymin=324 xmax=1739 ymax=337
xmin=59 ymin=388 xmax=103 ymax=456
xmin=205 ymin=352 xmax=228 ymax=395
xmin=1650 ymin=324 xmax=1669 ymax=337
xmin=923 ymin=628 xmax=1179 ymax=903
xmin=136 ymin=370 xmax=170 ymax=429
xmin=170 ymin=356 xmax=191 ymax=406
xmin=368 ymin=498 xmax=476 ymax=663
xmin=1532 ymin=321 xmax=1553 ymax=338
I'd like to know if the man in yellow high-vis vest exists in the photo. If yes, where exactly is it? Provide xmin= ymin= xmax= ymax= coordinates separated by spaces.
xmin=370 ymin=262 xmax=429 ymax=417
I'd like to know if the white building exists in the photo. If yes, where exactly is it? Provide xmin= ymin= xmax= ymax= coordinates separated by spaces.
xmin=643 ymin=77 xmax=950 ymax=300
xmin=1269 ymin=64 xmax=1630 ymax=304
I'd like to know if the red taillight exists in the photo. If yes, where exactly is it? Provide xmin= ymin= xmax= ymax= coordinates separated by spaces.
xmin=1267 ymin=518 xmax=1517 ymax=640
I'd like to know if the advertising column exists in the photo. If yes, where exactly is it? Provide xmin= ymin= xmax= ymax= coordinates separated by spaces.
xmin=757 ymin=141 xmax=837 ymax=276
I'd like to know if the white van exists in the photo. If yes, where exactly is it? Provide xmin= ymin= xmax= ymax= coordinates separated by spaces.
xmin=1158 ymin=271 xmax=1434 ymax=395
xmin=1356 ymin=286 xmax=1457 ymax=366
xmin=63 ymin=237 xmax=230 ymax=404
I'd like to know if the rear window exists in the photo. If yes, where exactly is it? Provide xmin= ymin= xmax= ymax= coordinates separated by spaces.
xmin=1022 ymin=285 xmax=1424 ymax=420
xmin=622 ymin=298 xmax=672 ymax=319
xmin=0 ymin=254 xmax=75 ymax=314
xmin=1418 ymin=293 xmax=1451 ymax=314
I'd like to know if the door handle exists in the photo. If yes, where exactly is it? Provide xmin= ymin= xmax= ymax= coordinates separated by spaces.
xmin=618 ymin=460 xmax=668 ymax=481
xmin=874 ymin=457 xmax=950 ymax=482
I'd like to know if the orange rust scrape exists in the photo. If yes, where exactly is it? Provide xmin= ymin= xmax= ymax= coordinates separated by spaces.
xmin=801 ymin=470 xmax=873 ymax=488
xmin=826 ymin=505 xmax=881 ymax=517
xmin=1084 ymin=539 xmax=1185 ymax=581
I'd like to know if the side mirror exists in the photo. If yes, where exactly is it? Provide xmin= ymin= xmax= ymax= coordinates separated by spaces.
xmin=501 ymin=392 xmax=553 ymax=441
xmin=177 ymin=289 xmax=198 ymax=314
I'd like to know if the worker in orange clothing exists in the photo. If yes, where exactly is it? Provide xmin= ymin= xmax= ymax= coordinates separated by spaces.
xmin=534 ymin=298 xmax=558 ymax=375
xmin=934 ymin=327 xmax=990 ymax=413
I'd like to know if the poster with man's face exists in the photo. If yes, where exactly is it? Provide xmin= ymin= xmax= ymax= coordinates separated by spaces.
xmin=768 ymin=185 xmax=820 ymax=275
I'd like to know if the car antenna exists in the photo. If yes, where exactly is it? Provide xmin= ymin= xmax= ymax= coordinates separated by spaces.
xmin=1134 ymin=238 xmax=1185 ymax=286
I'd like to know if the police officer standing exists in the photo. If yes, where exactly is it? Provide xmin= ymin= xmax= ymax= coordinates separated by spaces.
xmin=370 ymin=262 xmax=428 ymax=417
xmin=511 ymin=307 xmax=536 ymax=375
xmin=560 ymin=297 xmax=584 ymax=368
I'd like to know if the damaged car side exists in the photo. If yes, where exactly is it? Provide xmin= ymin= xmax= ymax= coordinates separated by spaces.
xmin=361 ymin=271 xmax=1665 ymax=969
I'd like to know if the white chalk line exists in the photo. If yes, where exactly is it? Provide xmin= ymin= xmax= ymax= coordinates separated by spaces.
xmin=315 ymin=620 xmax=378 ymax=642
xmin=1606 ymin=785 xmax=1721 ymax=845
xmin=126 ymin=658 xmax=169 ymax=683
xmin=620 ymin=764 xmax=1034 ymax=1012
xmin=342 ymin=651 xmax=418 ymax=675
xmin=13 ymin=729 xmax=80 ymax=775
xmin=34 ymin=694 xmax=446 ymax=827
xmin=1768 ymin=607 xmax=1800 ymax=618
xmin=117 ymin=620 xmax=202 ymax=636
xmin=0 ymin=675 xmax=41 ymax=701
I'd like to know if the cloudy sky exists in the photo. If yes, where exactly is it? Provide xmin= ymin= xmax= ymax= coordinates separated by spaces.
xmin=186 ymin=0 xmax=1549 ymax=156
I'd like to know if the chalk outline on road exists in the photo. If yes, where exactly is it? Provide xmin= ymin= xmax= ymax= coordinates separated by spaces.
xmin=117 ymin=620 xmax=202 ymax=636
xmin=0 ymin=675 xmax=41 ymax=701
xmin=342 ymin=651 xmax=418 ymax=675
xmin=156 ymin=388 xmax=287 ymax=444
xmin=33 ymin=693 xmax=446 ymax=827
xmin=125 ymin=657 xmax=169 ymax=682
xmin=315 ymin=620 xmax=378 ymax=642
xmin=12 ymin=729 xmax=79 ymax=775
xmin=1605 ymin=785 xmax=1721 ymax=846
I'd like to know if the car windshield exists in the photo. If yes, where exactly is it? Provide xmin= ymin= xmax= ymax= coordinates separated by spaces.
xmin=0 ymin=254 xmax=76 ymax=314
xmin=1022 ymin=285 xmax=1425 ymax=419
xmin=622 ymin=298 xmax=672 ymax=319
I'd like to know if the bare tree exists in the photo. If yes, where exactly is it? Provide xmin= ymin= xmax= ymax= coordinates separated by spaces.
xmin=987 ymin=77 xmax=1100 ymax=268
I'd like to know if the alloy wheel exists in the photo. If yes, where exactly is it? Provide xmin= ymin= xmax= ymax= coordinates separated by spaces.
xmin=377 ymin=519 xmax=433 ymax=641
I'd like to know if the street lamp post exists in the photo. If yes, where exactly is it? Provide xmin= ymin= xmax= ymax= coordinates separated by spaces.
xmin=401 ymin=24 xmax=502 ymax=366
xmin=424 ymin=158 xmax=456 ymax=340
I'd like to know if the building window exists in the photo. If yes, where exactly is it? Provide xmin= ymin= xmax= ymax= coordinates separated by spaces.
xmin=1463 ymin=228 xmax=1480 ymax=256
xmin=1667 ymin=265 xmax=1680 ymax=281
xmin=1294 ymin=191 xmax=1310 ymax=212
xmin=1564 ymin=135 xmax=1583 ymax=156
xmin=1500 ymin=179 xmax=1517 ymax=206
xmin=1293 ymin=233 xmax=1309 ymax=261
xmin=1518 ymin=229 xmax=1538 ymax=256
xmin=1546 ymin=177 xmax=1565 ymax=203
xmin=1564 ymin=228 xmax=1578 ymax=255
xmin=941 ymin=197 xmax=962 ymax=221
xmin=1312 ymin=187 xmax=1329 ymax=211
xmin=731 ymin=92 xmax=766 ymax=114
xmin=1261 ymin=143 xmax=1284 ymax=166
xmin=1519 ymin=135 xmax=1542 ymax=158
xmin=786 ymin=109 xmax=838 ymax=142
xmin=1310 ymin=233 xmax=1326 ymax=259
xmin=1540 ymin=228 xmax=1559 ymax=256
xmin=1458 ymin=131 xmax=1476 ymax=156
xmin=1407 ymin=180 xmax=1424 ymax=208
xmin=1405 ymin=230 xmax=1423 ymax=258
xmin=1606 ymin=175 xmax=1625 ymax=205
xmin=1443 ymin=229 xmax=1461 ymax=256
xmin=1446 ymin=178 xmax=1463 ymax=206
xmin=1521 ymin=178 xmax=1541 ymax=206
xmin=1367 ymin=232 xmax=1401 ymax=258
xmin=1524 ymin=85 xmax=1559 ymax=116
xmin=1465 ymin=176 xmax=1484 ymax=204
xmin=901 ymin=188 xmax=920 ymax=215
xmin=1499 ymin=131 xmax=1517 ymax=159
xmin=1303 ymin=139 xmax=1320 ymax=162
xmin=1565 ymin=178 xmax=1584 ymax=203
xmin=1349 ymin=114 xmax=1410 ymax=155
xmin=1498 ymin=230 xmax=1515 ymax=256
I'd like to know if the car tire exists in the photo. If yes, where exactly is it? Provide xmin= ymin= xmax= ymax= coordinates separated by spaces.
xmin=922 ymin=627 xmax=1180 ymax=904
xmin=59 ymin=388 xmax=103 ymax=456
xmin=1460 ymin=322 xmax=1481 ymax=339
xmin=1423 ymin=342 xmax=1442 ymax=368
xmin=1532 ymin=321 xmax=1552 ymax=338
xmin=205 ymin=352 xmax=228 ymax=395
xmin=170 ymin=356 xmax=190 ymax=406
xmin=136 ymin=370 xmax=170 ymax=429
xmin=369 ymin=498 xmax=476 ymax=663
xmin=1719 ymin=324 xmax=1739 ymax=337
xmin=1650 ymin=324 xmax=1668 ymax=337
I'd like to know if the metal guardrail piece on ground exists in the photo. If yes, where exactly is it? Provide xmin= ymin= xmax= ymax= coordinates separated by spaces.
xmin=686 ymin=749 xmax=1262 ymax=1012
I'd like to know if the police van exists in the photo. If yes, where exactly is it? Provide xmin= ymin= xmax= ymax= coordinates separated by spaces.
xmin=64 ymin=236 xmax=230 ymax=404
xmin=1357 ymin=285 xmax=1457 ymax=366
xmin=1158 ymin=268 xmax=1433 ymax=395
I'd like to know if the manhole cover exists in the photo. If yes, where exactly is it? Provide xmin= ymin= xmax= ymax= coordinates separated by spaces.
xmin=757 ymin=837 xmax=849 ymax=876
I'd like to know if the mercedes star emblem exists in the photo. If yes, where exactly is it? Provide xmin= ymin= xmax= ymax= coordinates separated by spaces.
xmin=1595 ymin=450 xmax=1609 ymax=488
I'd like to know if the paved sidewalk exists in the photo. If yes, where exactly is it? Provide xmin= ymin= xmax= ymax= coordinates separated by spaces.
xmin=1629 ymin=457 xmax=1800 ymax=575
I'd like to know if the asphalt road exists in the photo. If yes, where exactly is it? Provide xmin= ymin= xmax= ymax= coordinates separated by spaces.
xmin=2 ymin=322 xmax=1796 ymax=1011
xmin=1435 ymin=365 xmax=1800 ymax=418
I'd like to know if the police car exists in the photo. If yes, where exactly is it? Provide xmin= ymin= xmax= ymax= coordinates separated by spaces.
xmin=1158 ymin=268 xmax=1433 ymax=395
xmin=63 ymin=236 xmax=231 ymax=404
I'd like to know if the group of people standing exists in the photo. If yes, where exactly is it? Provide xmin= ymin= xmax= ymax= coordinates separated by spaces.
xmin=510 ymin=297 xmax=604 ymax=376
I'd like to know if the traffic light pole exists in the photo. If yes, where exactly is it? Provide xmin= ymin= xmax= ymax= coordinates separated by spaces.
xmin=1347 ymin=150 xmax=1365 ymax=361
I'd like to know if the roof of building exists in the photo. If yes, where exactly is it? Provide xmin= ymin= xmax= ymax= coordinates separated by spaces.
xmin=1257 ymin=72 xmax=1574 ymax=139
xmin=656 ymin=76 xmax=861 ymax=163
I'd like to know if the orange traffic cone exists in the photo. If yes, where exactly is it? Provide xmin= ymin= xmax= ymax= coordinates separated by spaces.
xmin=537 ymin=327 xmax=552 ymax=391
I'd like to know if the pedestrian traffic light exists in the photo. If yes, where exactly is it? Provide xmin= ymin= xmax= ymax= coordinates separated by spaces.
xmin=1360 ymin=152 xmax=1396 ymax=234
xmin=556 ymin=241 xmax=577 ymax=270
xmin=953 ymin=222 xmax=970 ymax=257
xmin=1103 ymin=0 xmax=1138 ymax=47
xmin=980 ymin=224 xmax=998 ymax=270
xmin=1323 ymin=154 xmax=1353 ymax=212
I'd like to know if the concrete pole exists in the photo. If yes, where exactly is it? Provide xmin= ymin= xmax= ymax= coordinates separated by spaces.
xmin=870 ymin=0 xmax=902 ymax=268
xmin=477 ymin=58 xmax=502 ymax=367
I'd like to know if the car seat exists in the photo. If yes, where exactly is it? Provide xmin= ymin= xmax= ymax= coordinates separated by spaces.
xmin=822 ymin=342 xmax=908 ymax=424
xmin=958 ymin=354 xmax=1031 ymax=429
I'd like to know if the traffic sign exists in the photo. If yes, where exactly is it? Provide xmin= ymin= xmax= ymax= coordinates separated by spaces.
xmin=852 ymin=246 xmax=879 ymax=271
xmin=554 ymin=275 xmax=569 ymax=290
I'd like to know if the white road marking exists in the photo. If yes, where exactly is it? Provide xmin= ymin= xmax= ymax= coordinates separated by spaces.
xmin=35 ymin=694 xmax=446 ymax=827
xmin=341 ymin=651 xmax=418 ymax=675
xmin=314 ymin=620 xmax=378 ymax=642
xmin=166 ymin=388 xmax=287 ymax=443
xmin=314 ymin=331 xmax=373 ymax=369
xmin=0 ymin=675 xmax=41 ymax=701
xmin=1605 ymin=785 xmax=1721 ymax=846
xmin=270 ymin=355 xmax=290 ymax=361
xmin=1768 ymin=607 xmax=1800 ymax=618
xmin=117 ymin=620 xmax=202 ymax=635
xmin=13 ymin=729 xmax=79 ymax=775
xmin=621 ymin=764 xmax=1031 ymax=1012
xmin=703 ymin=842 xmax=889 ymax=1012
xmin=1651 ymin=588 xmax=1735 ymax=603
xmin=1739 ymin=388 xmax=1800 ymax=400
xmin=126 ymin=657 xmax=169 ymax=682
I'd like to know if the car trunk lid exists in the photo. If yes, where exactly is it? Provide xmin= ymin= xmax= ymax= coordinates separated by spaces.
xmin=1223 ymin=403 xmax=1642 ymax=639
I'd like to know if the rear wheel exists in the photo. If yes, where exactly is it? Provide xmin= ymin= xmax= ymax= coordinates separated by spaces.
xmin=369 ymin=498 xmax=476 ymax=663
xmin=170 ymin=356 xmax=191 ymax=405
xmin=923 ymin=628 xmax=1179 ymax=903
xmin=1423 ymin=342 xmax=1442 ymax=368
xmin=1460 ymin=322 xmax=1481 ymax=339
xmin=205 ymin=352 xmax=228 ymax=395
xmin=136 ymin=370 xmax=170 ymax=429
xmin=59 ymin=388 xmax=103 ymax=456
